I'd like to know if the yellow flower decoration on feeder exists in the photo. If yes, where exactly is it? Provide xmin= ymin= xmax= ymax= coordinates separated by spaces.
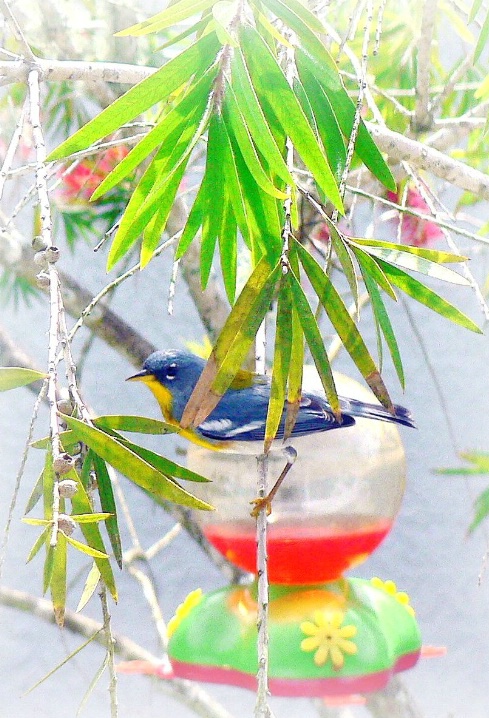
xmin=167 ymin=588 xmax=203 ymax=638
xmin=300 ymin=610 xmax=358 ymax=669
xmin=371 ymin=577 xmax=415 ymax=616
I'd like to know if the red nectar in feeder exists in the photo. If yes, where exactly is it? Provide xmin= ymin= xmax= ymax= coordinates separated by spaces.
xmin=204 ymin=516 xmax=392 ymax=584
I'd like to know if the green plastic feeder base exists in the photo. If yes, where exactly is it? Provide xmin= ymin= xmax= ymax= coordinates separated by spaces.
xmin=168 ymin=577 xmax=421 ymax=697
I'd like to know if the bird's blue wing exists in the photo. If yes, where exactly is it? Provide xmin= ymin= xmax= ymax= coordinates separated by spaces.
xmin=196 ymin=386 xmax=355 ymax=442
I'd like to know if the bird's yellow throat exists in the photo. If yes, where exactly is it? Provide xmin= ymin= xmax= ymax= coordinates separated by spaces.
xmin=128 ymin=374 xmax=175 ymax=424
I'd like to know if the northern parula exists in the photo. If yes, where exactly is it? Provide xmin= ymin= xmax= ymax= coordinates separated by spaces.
xmin=127 ymin=350 xmax=415 ymax=452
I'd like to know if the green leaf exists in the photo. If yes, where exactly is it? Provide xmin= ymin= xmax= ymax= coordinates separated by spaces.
xmin=109 ymin=434 xmax=211 ymax=483
xmin=115 ymin=0 xmax=216 ymax=36
xmin=26 ymin=527 xmax=50 ymax=563
xmin=76 ymin=563 xmax=101 ymax=612
xmin=295 ymin=64 xmax=346 ymax=181
xmin=175 ymin=177 xmax=208 ymax=258
xmin=286 ymin=268 xmax=339 ymax=417
xmin=48 ymin=32 xmax=221 ymax=161
xmin=181 ymin=256 xmax=280 ymax=427
xmin=348 ymin=240 xmax=470 ymax=285
xmin=31 ymin=430 xmax=78 ymax=451
xmin=230 ymin=48 xmax=293 ymax=187
xmin=223 ymin=81 xmax=288 ymax=199
xmin=43 ymin=545 xmax=55 ymax=595
xmin=460 ymin=451 xmax=489 ymax=471
xmin=350 ymin=244 xmax=397 ymax=300
xmin=295 ymin=241 xmax=392 ymax=410
xmin=470 ymin=0 xmax=484 ymax=23
xmin=91 ymin=65 xmax=218 ymax=201
xmin=359 ymin=258 xmax=405 ymax=388
xmin=70 ymin=513 xmax=112 ymax=524
xmin=64 ymin=533 xmax=109 ymax=559
xmin=474 ymin=6 xmax=489 ymax=63
xmin=295 ymin=48 xmax=396 ymax=191
xmin=344 ymin=237 xmax=467 ymax=263
xmin=51 ymin=533 xmax=67 ymax=626
xmin=469 ymin=487 xmax=489 ymax=533
xmin=43 ymin=448 xmax=54 ymax=522
xmin=0 ymin=367 xmax=46 ymax=391
xmin=219 ymin=197 xmax=238 ymax=303
xmin=257 ymin=0 xmax=326 ymax=35
xmin=329 ymin=228 xmax=358 ymax=305
xmin=23 ymin=517 xmax=51 ymax=526
xmin=68 ymin=468 xmax=118 ymax=600
xmin=93 ymin=415 xmax=178 ymax=435
xmin=241 ymin=26 xmax=343 ymax=211
xmin=213 ymin=0 xmax=239 ymax=46
xmin=379 ymin=261 xmax=483 ymax=333
xmin=200 ymin=113 xmax=226 ymax=290
xmin=265 ymin=280 xmax=293 ymax=451
xmin=63 ymin=415 xmax=213 ymax=511
xmin=91 ymin=453 xmax=122 ymax=568
xmin=25 ymin=471 xmax=44 ymax=514
xmin=219 ymin=118 xmax=252 ymax=248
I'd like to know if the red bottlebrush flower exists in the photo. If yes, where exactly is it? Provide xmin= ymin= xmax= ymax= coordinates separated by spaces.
xmin=387 ymin=187 xmax=443 ymax=247
xmin=57 ymin=143 xmax=129 ymax=204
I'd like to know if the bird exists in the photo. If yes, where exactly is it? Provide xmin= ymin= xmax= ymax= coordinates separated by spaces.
xmin=127 ymin=349 xmax=415 ymax=453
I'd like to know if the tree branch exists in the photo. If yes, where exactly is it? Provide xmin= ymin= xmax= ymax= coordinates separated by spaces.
xmin=0 ymin=585 xmax=237 ymax=718
xmin=367 ymin=122 xmax=489 ymax=201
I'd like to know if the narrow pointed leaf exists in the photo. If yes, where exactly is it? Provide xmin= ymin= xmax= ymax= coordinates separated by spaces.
xmin=68 ymin=468 xmax=118 ymax=600
xmin=295 ymin=48 xmax=396 ymax=191
xmin=287 ymin=269 xmax=339 ymax=417
xmin=460 ymin=451 xmax=489 ymax=471
xmin=241 ymin=26 xmax=343 ymax=211
xmin=348 ymin=240 xmax=470 ymax=285
xmin=284 ymin=251 xmax=304 ymax=439
xmin=91 ymin=66 xmax=218 ymax=200
xmin=474 ymin=7 xmax=489 ymax=63
xmin=295 ymin=240 xmax=393 ymax=410
xmin=43 ymin=448 xmax=54 ymax=521
xmin=25 ymin=471 xmax=44 ymax=515
xmin=200 ymin=113 xmax=226 ymax=289
xmin=48 ymin=32 xmax=220 ymax=161
xmin=26 ymin=527 xmax=50 ymax=563
xmin=351 ymin=245 xmax=397 ymax=300
xmin=257 ymin=0 xmax=326 ymax=34
xmin=295 ymin=62 xmax=346 ymax=180
xmin=223 ymin=82 xmax=288 ymax=198
xmin=62 ymin=415 xmax=213 ymax=510
xmin=379 ymin=261 xmax=483 ymax=333
xmin=346 ymin=237 xmax=467 ymax=263
xmin=329 ymin=228 xmax=358 ymax=305
xmin=265 ymin=280 xmax=293 ymax=452
xmin=359 ymin=261 xmax=405 ymax=388
xmin=0 ymin=367 xmax=46 ymax=391
xmin=175 ymin=177 xmax=208 ymax=258
xmin=181 ymin=257 xmax=280 ymax=427
xmin=70 ymin=513 xmax=112 ymax=524
xmin=231 ymin=48 xmax=293 ymax=187
xmin=470 ymin=0 xmax=484 ymax=23
xmin=469 ymin=487 xmax=489 ymax=533
xmin=51 ymin=533 xmax=67 ymax=626
xmin=94 ymin=415 xmax=177 ymax=435
xmin=43 ymin=545 xmax=55 ymax=595
xmin=91 ymin=453 xmax=122 ymax=568
xmin=64 ymin=533 xmax=109 ymax=559
xmin=219 ymin=198 xmax=238 ymax=303
xmin=76 ymin=564 xmax=101 ymax=613
xmin=109 ymin=434 xmax=211 ymax=483
xmin=213 ymin=1 xmax=239 ymax=46
xmin=220 ymin=117 xmax=252 ymax=247
xmin=115 ymin=0 xmax=216 ymax=36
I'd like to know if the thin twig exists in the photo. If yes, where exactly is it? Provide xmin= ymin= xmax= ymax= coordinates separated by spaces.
xmin=254 ymin=453 xmax=273 ymax=718
xmin=0 ymin=98 xmax=28 ymax=202
xmin=99 ymin=587 xmax=118 ymax=718
xmin=0 ymin=0 xmax=36 ymax=61
xmin=412 ymin=0 xmax=437 ymax=132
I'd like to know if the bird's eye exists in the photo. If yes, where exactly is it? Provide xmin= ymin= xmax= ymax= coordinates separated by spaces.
xmin=165 ymin=362 xmax=178 ymax=380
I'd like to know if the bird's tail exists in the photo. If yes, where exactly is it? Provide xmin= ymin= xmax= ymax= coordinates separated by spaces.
xmin=341 ymin=397 xmax=416 ymax=428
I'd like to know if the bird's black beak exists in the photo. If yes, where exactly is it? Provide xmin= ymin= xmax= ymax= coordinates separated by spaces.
xmin=126 ymin=369 xmax=152 ymax=382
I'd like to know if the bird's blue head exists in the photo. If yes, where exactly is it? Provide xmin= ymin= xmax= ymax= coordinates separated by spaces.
xmin=127 ymin=350 xmax=205 ymax=423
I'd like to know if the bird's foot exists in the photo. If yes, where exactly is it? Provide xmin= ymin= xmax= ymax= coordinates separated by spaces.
xmin=250 ymin=495 xmax=273 ymax=518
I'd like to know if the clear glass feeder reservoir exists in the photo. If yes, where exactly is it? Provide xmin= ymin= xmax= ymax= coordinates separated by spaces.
xmin=187 ymin=369 xmax=406 ymax=584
